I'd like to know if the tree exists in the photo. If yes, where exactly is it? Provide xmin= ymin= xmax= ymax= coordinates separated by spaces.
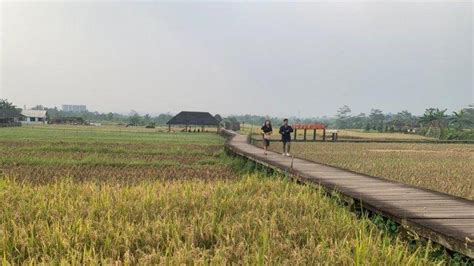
xmin=390 ymin=110 xmax=416 ymax=131
xmin=364 ymin=123 xmax=371 ymax=132
xmin=450 ymin=110 xmax=472 ymax=131
xmin=0 ymin=99 xmax=18 ymax=110
xmin=143 ymin=114 xmax=152 ymax=125
xmin=461 ymin=105 xmax=474 ymax=129
xmin=351 ymin=113 xmax=368 ymax=129
xmin=336 ymin=105 xmax=351 ymax=129
xmin=214 ymin=114 xmax=223 ymax=122
xmin=129 ymin=110 xmax=141 ymax=125
xmin=224 ymin=116 xmax=239 ymax=124
xmin=419 ymin=108 xmax=448 ymax=138
xmin=419 ymin=108 xmax=447 ymax=128
xmin=398 ymin=110 xmax=416 ymax=127
xmin=369 ymin=109 xmax=385 ymax=132
xmin=106 ymin=112 xmax=114 ymax=121
xmin=154 ymin=114 xmax=173 ymax=125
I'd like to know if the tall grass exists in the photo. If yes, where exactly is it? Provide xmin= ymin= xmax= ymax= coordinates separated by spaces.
xmin=0 ymin=175 xmax=444 ymax=264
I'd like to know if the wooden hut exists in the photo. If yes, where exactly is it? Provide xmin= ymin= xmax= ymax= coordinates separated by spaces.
xmin=167 ymin=111 xmax=220 ymax=132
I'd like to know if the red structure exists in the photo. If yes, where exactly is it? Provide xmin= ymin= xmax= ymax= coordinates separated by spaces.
xmin=291 ymin=123 xmax=335 ymax=141
xmin=292 ymin=123 xmax=326 ymax=130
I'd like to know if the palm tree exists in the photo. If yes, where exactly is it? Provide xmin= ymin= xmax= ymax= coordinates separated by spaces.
xmin=419 ymin=108 xmax=448 ymax=139
xmin=419 ymin=108 xmax=447 ymax=128
xmin=450 ymin=110 xmax=472 ymax=131
xmin=419 ymin=109 xmax=435 ymax=127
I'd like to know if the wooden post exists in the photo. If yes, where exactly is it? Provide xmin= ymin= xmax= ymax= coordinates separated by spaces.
xmin=313 ymin=129 xmax=316 ymax=141
xmin=332 ymin=133 xmax=336 ymax=142
xmin=303 ymin=129 xmax=307 ymax=141
xmin=323 ymin=128 xmax=326 ymax=141
xmin=168 ymin=124 xmax=171 ymax=132
xmin=294 ymin=129 xmax=297 ymax=140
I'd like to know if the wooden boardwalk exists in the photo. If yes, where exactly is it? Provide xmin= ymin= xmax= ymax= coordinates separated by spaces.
xmin=223 ymin=130 xmax=474 ymax=258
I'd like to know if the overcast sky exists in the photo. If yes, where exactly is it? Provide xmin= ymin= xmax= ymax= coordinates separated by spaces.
xmin=1 ymin=1 xmax=472 ymax=117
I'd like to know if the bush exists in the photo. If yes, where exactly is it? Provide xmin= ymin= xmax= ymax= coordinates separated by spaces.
xmin=443 ymin=129 xmax=474 ymax=140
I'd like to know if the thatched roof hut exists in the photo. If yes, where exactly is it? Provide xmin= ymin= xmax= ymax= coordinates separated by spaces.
xmin=167 ymin=111 xmax=220 ymax=132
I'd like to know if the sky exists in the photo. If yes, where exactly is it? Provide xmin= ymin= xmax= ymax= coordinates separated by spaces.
xmin=0 ymin=1 xmax=472 ymax=117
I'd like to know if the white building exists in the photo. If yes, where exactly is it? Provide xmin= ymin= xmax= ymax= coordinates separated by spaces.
xmin=62 ymin=105 xmax=87 ymax=112
xmin=21 ymin=110 xmax=48 ymax=124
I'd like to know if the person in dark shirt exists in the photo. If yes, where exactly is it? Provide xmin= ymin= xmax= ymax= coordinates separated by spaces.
xmin=261 ymin=120 xmax=272 ymax=155
xmin=279 ymin=119 xmax=294 ymax=156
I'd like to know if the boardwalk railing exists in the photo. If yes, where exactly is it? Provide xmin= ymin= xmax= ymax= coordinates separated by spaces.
xmin=222 ymin=129 xmax=474 ymax=258
xmin=248 ymin=135 xmax=474 ymax=144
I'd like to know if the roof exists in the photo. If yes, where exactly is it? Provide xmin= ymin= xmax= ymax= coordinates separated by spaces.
xmin=0 ymin=109 xmax=22 ymax=119
xmin=167 ymin=111 xmax=220 ymax=126
xmin=21 ymin=109 xmax=47 ymax=118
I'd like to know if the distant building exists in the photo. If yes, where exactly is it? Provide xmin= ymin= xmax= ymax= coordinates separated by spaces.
xmin=62 ymin=105 xmax=87 ymax=112
xmin=0 ymin=109 xmax=23 ymax=127
xmin=21 ymin=110 xmax=48 ymax=124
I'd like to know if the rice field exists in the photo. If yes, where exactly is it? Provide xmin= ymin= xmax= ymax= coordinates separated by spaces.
xmin=0 ymin=126 xmax=457 ymax=264
xmin=0 ymin=126 xmax=230 ymax=184
xmin=266 ymin=141 xmax=473 ymax=200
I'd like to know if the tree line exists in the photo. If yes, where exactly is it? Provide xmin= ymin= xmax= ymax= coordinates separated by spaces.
xmin=0 ymin=100 xmax=174 ymax=126
xmin=226 ymin=105 xmax=474 ymax=140
xmin=2 ymin=99 xmax=473 ymax=139
xmin=44 ymin=107 xmax=175 ymax=126
xmin=331 ymin=105 xmax=474 ymax=139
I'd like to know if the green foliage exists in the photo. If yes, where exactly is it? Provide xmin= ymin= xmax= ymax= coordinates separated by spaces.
xmin=0 ymin=99 xmax=19 ymax=110
xmin=369 ymin=109 xmax=385 ymax=130
xmin=371 ymin=215 xmax=399 ymax=236
xmin=336 ymin=105 xmax=352 ymax=128
xmin=364 ymin=123 xmax=371 ymax=132
xmin=443 ymin=129 xmax=474 ymax=140
xmin=450 ymin=109 xmax=473 ymax=131
xmin=419 ymin=108 xmax=448 ymax=128
xmin=128 ymin=110 xmax=142 ymax=125
xmin=214 ymin=114 xmax=223 ymax=122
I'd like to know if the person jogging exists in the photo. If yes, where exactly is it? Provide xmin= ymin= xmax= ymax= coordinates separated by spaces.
xmin=279 ymin=119 xmax=293 ymax=156
xmin=261 ymin=120 xmax=272 ymax=155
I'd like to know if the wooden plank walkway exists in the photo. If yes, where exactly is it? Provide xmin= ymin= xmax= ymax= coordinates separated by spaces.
xmin=223 ymin=130 xmax=474 ymax=258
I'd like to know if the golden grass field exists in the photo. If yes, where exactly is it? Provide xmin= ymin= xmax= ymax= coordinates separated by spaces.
xmin=265 ymin=141 xmax=473 ymax=200
xmin=0 ymin=126 xmax=463 ymax=264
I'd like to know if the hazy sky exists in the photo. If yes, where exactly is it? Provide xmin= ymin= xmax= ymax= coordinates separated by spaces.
xmin=1 ymin=1 xmax=472 ymax=117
